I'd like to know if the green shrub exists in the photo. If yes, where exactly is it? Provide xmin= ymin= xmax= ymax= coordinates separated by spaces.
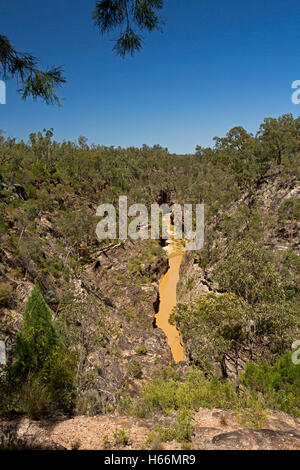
xmin=40 ymin=347 xmax=78 ymax=410
xmin=18 ymin=375 xmax=55 ymax=419
xmin=118 ymin=394 xmax=133 ymax=414
xmin=102 ymin=434 xmax=111 ymax=449
xmin=0 ymin=214 xmax=8 ymax=234
xmin=145 ymin=432 xmax=164 ymax=450
xmin=74 ymin=389 xmax=103 ymax=416
xmin=234 ymin=393 xmax=267 ymax=429
xmin=241 ymin=352 xmax=300 ymax=417
xmin=136 ymin=345 xmax=147 ymax=355
xmin=9 ymin=284 xmax=78 ymax=416
xmin=131 ymin=368 xmax=241 ymax=418
xmin=113 ymin=428 xmax=130 ymax=446
xmin=0 ymin=282 xmax=13 ymax=306
xmin=25 ymin=183 xmax=38 ymax=199
xmin=11 ymin=285 xmax=61 ymax=378
xmin=155 ymin=409 xmax=193 ymax=443
xmin=129 ymin=365 xmax=283 ymax=434
xmin=128 ymin=360 xmax=143 ymax=379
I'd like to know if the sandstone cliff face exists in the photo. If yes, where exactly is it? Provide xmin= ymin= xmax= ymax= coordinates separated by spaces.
xmin=178 ymin=169 xmax=300 ymax=300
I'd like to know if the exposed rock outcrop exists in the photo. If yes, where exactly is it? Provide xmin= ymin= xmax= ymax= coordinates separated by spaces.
xmin=2 ymin=409 xmax=299 ymax=450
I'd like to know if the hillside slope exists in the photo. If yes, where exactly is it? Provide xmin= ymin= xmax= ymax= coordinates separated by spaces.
xmin=0 ymin=116 xmax=299 ymax=449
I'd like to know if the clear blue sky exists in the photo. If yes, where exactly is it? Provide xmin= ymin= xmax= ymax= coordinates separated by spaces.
xmin=1 ymin=0 xmax=300 ymax=153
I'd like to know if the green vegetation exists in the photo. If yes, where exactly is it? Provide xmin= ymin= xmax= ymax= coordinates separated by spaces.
xmin=277 ymin=198 xmax=300 ymax=244
xmin=1 ymin=2 xmax=165 ymax=103
xmin=214 ymin=239 xmax=284 ymax=305
xmin=0 ymin=214 xmax=8 ymax=234
xmin=241 ymin=352 xmax=300 ymax=418
xmin=113 ymin=428 xmax=130 ymax=446
xmin=0 ymin=114 xmax=299 ymax=428
xmin=171 ymin=239 xmax=300 ymax=393
xmin=170 ymin=293 xmax=250 ymax=383
xmin=93 ymin=0 xmax=164 ymax=57
xmin=0 ymin=282 xmax=13 ymax=307
xmin=129 ymin=368 xmax=241 ymax=418
xmin=169 ymin=116 xmax=300 ymax=416
xmin=0 ymin=35 xmax=65 ymax=104
xmin=125 ymin=356 xmax=299 ymax=442
xmin=152 ymin=409 xmax=193 ymax=444
xmin=123 ymin=366 xmax=271 ymax=441
xmin=128 ymin=359 xmax=143 ymax=379
xmin=1 ymin=285 xmax=77 ymax=418
xmin=11 ymin=285 xmax=62 ymax=377
xmin=136 ymin=345 xmax=147 ymax=355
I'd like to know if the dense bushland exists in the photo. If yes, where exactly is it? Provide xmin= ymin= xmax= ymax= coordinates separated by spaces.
xmin=0 ymin=114 xmax=299 ymax=422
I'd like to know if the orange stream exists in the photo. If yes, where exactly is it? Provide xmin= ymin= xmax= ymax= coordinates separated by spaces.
xmin=156 ymin=253 xmax=184 ymax=363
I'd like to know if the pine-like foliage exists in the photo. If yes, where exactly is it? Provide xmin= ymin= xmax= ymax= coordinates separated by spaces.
xmin=12 ymin=285 xmax=61 ymax=377
xmin=0 ymin=35 xmax=65 ymax=104
xmin=93 ymin=0 xmax=164 ymax=56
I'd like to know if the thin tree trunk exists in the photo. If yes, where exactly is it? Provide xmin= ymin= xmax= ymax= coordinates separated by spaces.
xmin=234 ymin=345 xmax=240 ymax=394
xmin=277 ymin=148 xmax=282 ymax=165
xmin=221 ymin=354 xmax=228 ymax=378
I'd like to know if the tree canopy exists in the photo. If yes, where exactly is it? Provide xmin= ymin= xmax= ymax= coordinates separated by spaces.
xmin=1 ymin=1 xmax=164 ymax=103
xmin=0 ymin=35 xmax=66 ymax=105
xmin=93 ymin=0 xmax=164 ymax=57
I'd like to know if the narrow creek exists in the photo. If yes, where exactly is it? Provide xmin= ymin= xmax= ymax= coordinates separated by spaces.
xmin=155 ymin=216 xmax=185 ymax=363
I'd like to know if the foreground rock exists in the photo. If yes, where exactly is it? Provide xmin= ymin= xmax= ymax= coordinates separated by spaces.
xmin=2 ymin=408 xmax=299 ymax=450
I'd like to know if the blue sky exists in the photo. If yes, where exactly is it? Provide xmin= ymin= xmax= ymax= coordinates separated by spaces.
xmin=1 ymin=0 xmax=300 ymax=153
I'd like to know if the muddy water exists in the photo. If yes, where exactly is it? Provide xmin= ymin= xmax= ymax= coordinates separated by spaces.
xmin=155 ymin=214 xmax=185 ymax=363
xmin=156 ymin=253 xmax=184 ymax=362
